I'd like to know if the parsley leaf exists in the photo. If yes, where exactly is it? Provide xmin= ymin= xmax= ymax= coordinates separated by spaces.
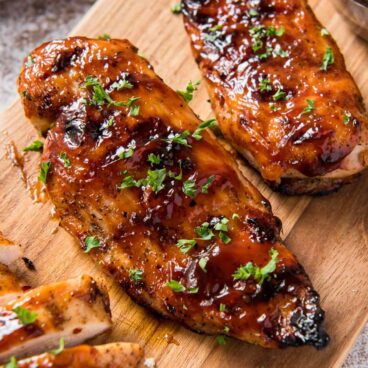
xmin=219 ymin=303 xmax=226 ymax=312
xmin=110 ymin=77 xmax=133 ymax=90
xmin=166 ymin=280 xmax=186 ymax=293
xmin=171 ymin=2 xmax=182 ymax=14
xmin=183 ymin=179 xmax=197 ymax=198
xmin=192 ymin=118 xmax=216 ymax=140
xmin=116 ymin=141 xmax=136 ymax=159
xmin=195 ymin=222 xmax=214 ymax=240
xmin=164 ymin=130 xmax=191 ymax=147
xmin=273 ymin=87 xmax=286 ymax=101
xmin=168 ymin=161 xmax=183 ymax=180
xmin=199 ymin=257 xmax=208 ymax=272
xmin=176 ymin=239 xmax=196 ymax=254
xmin=219 ymin=231 xmax=231 ymax=244
xmin=50 ymin=337 xmax=65 ymax=355
xmin=129 ymin=105 xmax=140 ymax=117
xmin=119 ymin=175 xmax=138 ymax=189
xmin=321 ymin=47 xmax=334 ymax=71
xmin=5 ymin=356 xmax=18 ymax=368
xmin=59 ymin=152 xmax=71 ymax=168
xmin=129 ymin=269 xmax=143 ymax=284
xmin=177 ymin=81 xmax=200 ymax=103
xmin=84 ymin=236 xmax=101 ymax=253
xmin=201 ymin=175 xmax=215 ymax=193
xmin=147 ymin=169 xmax=166 ymax=193
xmin=98 ymin=33 xmax=111 ymax=40
xmin=203 ymin=24 xmax=224 ymax=43
xmin=23 ymin=140 xmax=43 ymax=152
xmin=232 ymin=213 xmax=240 ymax=221
xmin=248 ymin=8 xmax=259 ymax=17
xmin=301 ymin=99 xmax=315 ymax=115
xmin=13 ymin=306 xmax=38 ymax=325
xmin=213 ymin=217 xmax=229 ymax=232
xmin=259 ymin=78 xmax=272 ymax=92
xmin=39 ymin=161 xmax=51 ymax=184
xmin=321 ymin=28 xmax=329 ymax=36
xmin=233 ymin=247 xmax=279 ymax=285
xmin=216 ymin=335 xmax=227 ymax=345
xmin=343 ymin=111 xmax=353 ymax=125
xmin=147 ymin=153 xmax=161 ymax=165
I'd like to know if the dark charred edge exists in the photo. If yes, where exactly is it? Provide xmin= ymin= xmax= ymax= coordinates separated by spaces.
xmin=266 ymin=173 xmax=360 ymax=196
xmin=278 ymin=290 xmax=330 ymax=350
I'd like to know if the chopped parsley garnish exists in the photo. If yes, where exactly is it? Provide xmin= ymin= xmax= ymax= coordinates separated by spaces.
xmin=13 ymin=306 xmax=38 ymax=325
xmin=166 ymin=280 xmax=186 ymax=293
xmin=84 ymin=236 xmax=101 ymax=253
xmin=129 ymin=269 xmax=143 ymax=284
xmin=183 ymin=179 xmax=197 ymax=198
xmin=233 ymin=247 xmax=279 ymax=285
xmin=164 ymin=130 xmax=191 ymax=147
xmin=252 ymin=39 xmax=263 ymax=52
xmin=201 ymin=175 xmax=215 ymax=193
xmin=199 ymin=257 xmax=208 ymax=272
xmin=232 ymin=213 xmax=240 ymax=221
xmin=259 ymin=78 xmax=272 ymax=92
xmin=110 ymin=77 xmax=133 ymax=90
xmin=266 ymin=25 xmax=285 ymax=37
xmin=203 ymin=24 xmax=224 ymax=43
xmin=214 ymin=217 xmax=229 ymax=232
xmin=177 ymin=80 xmax=200 ymax=103
xmin=269 ymin=103 xmax=280 ymax=111
xmin=26 ymin=55 xmax=34 ymax=68
xmin=301 ymin=99 xmax=315 ymax=115
xmin=50 ymin=337 xmax=65 ymax=355
xmin=216 ymin=335 xmax=227 ymax=345
xmin=176 ymin=239 xmax=196 ymax=254
xmin=188 ymin=287 xmax=199 ymax=294
xmin=119 ymin=169 xmax=167 ymax=193
xmin=116 ymin=141 xmax=136 ymax=159
xmin=59 ymin=152 xmax=71 ymax=168
xmin=171 ymin=2 xmax=182 ymax=14
xmin=248 ymin=8 xmax=259 ymax=17
xmin=192 ymin=118 xmax=216 ymax=140
xmin=39 ymin=161 xmax=51 ymax=184
xmin=129 ymin=104 xmax=140 ymax=117
xmin=195 ymin=222 xmax=214 ymax=240
xmin=119 ymin=175 xmax=138 ymax=189
xmin=273 ymin=87 xmax=286 ymax=101
xmin=168 ymin=161 xmax=183 ymax=180
xmin=219 ymin=231 xmax=231 ymax=244
xmin=98 ymin=33 xmax=111 ymax=40
xmin=5 ymin=356 xmax=17 ymax=368
xmin=23 ymin=140 xmax=43 ymax=152
xmin=81 ymin=76 xmax=138 ymax=108
xmin=343 ymin=112 xmax=353 ymax=125
xmin=321 ymin=47 xmax=334 ymax=71
xmin=219 ymin=303 xmax=226 ymax=312
xmin=147 ymin=153 xmax=161 ymax=165
xmin=147 ymin=168 xmax=167 ymax=193
xmin=321 ymin=28 xmax=329 ymax=36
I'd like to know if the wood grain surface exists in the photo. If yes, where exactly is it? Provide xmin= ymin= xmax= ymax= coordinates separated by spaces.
xmin=0 ymin=0 xmax=367 ymax=367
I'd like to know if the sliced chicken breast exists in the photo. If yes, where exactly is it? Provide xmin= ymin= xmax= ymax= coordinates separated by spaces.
xmin=0 ymin=342 xmax=143 ymax=368
xmin=0 ymin=275 xmax=112 ymax=363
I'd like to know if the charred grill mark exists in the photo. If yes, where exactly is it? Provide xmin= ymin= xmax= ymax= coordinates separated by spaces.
xmin=51 ymin=47 xmax=83 ymax=73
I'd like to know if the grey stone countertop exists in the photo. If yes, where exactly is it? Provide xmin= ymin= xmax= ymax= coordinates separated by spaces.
xmin=0 ymin=0 xmax=366 ymax=366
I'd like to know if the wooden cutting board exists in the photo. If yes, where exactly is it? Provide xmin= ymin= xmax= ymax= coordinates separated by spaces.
xmin=0 ymin=0 xmax=367 ymax=367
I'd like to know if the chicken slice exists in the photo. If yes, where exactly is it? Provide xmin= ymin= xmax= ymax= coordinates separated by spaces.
xmin=0 ymin=342 xmax=143 ymax=368
xmin=181 ymin=0 xmax=368 ymax=195
xmin=17 ymin=37 xmax=329 ymax=349
xmin=0 ymin=233 xmax=24 ymax=305
xmin=0 ymin=275 xmax=112 ymax=363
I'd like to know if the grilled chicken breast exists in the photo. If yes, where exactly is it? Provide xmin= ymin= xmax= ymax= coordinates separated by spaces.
xmin=18 ymin=37 xmax=329 ymax=349
xmin=1 ymin=342 xmax=143 ymax=368
xmin=0 ymin=233 xmax=24 ymax=305
xmin=181 ymin=0 xmax=368 ymax=195
xmin=0 ymin=275 xmax=111 ymax=363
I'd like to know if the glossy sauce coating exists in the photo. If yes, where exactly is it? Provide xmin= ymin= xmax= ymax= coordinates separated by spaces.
xmin=182 ymin=0 xmax=368 ymax=194
xmin=18 ymin=37 xmax=328 ymax=348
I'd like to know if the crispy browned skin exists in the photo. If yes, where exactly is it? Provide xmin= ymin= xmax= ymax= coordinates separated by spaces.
xmin=18 ymin=37 xmax=329 ymax=349
xmin=182 ymin=0 xmax=368 ymax=195
xmin=2 ymin=343 xmax=143 ymax=368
